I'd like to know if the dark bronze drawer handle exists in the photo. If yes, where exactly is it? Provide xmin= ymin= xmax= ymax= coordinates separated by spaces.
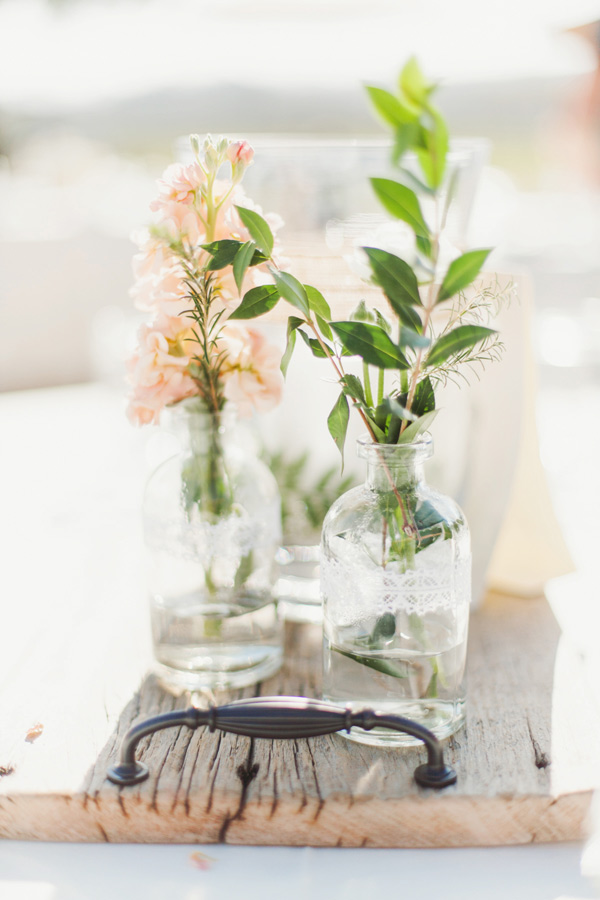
xmin=107 ymin=695 xmax=457 ymax=789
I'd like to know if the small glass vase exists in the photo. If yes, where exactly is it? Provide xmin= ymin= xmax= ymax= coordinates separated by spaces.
xmin=321 ymin=435 xmax=471 ymax=746
xmin=143 ymin=399 xmax=283 ymax=691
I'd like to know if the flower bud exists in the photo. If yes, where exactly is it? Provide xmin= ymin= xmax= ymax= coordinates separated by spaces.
xmin=203 ymin=135 xmax=220 ymax=173
xmin=189 ymin=134 xmax=201 ymax=162
xmin=227 ymin=140 xmax=255 ymax=184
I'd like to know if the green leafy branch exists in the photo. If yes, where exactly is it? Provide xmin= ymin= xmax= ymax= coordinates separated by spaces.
xmin=203 ymin=58 xmax=506 ymax=465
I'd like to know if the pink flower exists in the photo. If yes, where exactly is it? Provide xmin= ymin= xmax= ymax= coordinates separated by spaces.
xmin=131 ymin=229 xmax=173 ymax=281
xmin=126 ymin=318 xmax=197 ymax=425
xmin=150 ymin=162 xmax=205 ymax=209
xmin=219 ymin=326 xmax=283 ymax=417
xmin=227 ymin=139 xmax=254 ymax=167
xmin=130 ymin=263 xmax=192 ymax=317
xmin=126 ymin=136 xmax=286 ymax=427
xmin=155 ymin=200 xmax=204 ymax=245
xmin=227 ymin=141 xmax=254 ymax=185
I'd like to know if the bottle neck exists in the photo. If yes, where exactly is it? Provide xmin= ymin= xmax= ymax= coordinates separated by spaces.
xmin=167 ymin=400 xmax=237 ymax=456
xmin=365 ymin=457 xmax=426 ymax=491
xmin=358 ymin=436 xmax=433 ymax=492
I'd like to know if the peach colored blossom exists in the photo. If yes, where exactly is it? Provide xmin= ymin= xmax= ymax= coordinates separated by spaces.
xmin=150 ymin=162 xmax=205 ymax=209
xmin=130 ymin=264 xmax=192 ymax=318
xmin=126 ymin=319 xmax=196 ymax=425
xmin=127 ymin=140 xmax=285 ymax=426
xmin=156 ymin=200 xmax=204 ymax=245
xmin=219 ymin=326 xmax=283 ymax=417
xmin=131 ymin=229 xmax=174 ymax=281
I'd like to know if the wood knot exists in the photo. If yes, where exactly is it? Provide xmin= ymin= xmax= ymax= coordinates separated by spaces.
xmin=237 ymin=762 xmax=259 ymax=789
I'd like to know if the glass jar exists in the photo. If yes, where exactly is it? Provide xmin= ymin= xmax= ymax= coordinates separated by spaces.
xmin=143 ymin=399 xmax=283 ymax=691
xmin=321 ymin=434 xmax=471 ymax=746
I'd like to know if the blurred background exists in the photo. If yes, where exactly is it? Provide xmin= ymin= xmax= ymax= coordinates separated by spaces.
xmin=1 ymin=0 xmax=600 ymax=595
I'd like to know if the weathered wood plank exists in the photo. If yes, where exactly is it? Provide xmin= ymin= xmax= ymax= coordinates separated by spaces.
xmin=0 ymin=594 xmax=598 ymax=846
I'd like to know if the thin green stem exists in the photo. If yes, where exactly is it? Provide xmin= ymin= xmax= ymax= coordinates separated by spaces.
xmin=400 ymin=198 xmax=441 ymax=431
xmin=363 ymin=362 xmax=374 ymax=408
xmin=377 ymin=367 xmax=385 ymax=405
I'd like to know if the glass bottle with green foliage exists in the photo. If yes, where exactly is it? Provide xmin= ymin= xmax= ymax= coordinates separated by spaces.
xmin=203 ymin=58 xmax=509 ymax=741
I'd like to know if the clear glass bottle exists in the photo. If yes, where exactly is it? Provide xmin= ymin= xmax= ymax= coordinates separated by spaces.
xmin=144 ymin=399 xmax=283 ymax=691
xmin=321 ymin=434 xmax=470 ymax=746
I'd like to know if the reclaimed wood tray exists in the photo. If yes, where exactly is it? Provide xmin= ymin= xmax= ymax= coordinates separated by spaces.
xmin=1 ymin=594 xmax=599 ymax=847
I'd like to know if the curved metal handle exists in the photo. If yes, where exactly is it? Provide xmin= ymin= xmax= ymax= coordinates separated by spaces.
xmin=107 ymin=695 xmax=457 ymax=789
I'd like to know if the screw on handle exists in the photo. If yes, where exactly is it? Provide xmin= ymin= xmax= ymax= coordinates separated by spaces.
xmin=107 ymin=696 xmax=457 ymax=789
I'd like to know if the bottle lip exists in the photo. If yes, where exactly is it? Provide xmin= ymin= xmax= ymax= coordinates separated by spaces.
xmin=357 ymin=432 xmax=433 ymax=462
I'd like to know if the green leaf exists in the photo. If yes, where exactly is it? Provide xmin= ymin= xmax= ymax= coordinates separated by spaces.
xmin=316 ymin=314 xmax=333 ymax=341
xmin=202 ymin=239 xmax=242 ymax=270
xmin=424 ymin=672 xmax=438 ymax=699
xmin=366 ymin=416 xmax=387 ymax=443
xmin=366 ymin=86 xmax=418 ymax=126
xmin=271 ymin=270 xmax=310 ymax=318
xmin=379 ymin=396 xmax=417 ymax=421
xmin=398 ymin=326 xmax=430 ymax=350
xmin=333 ymin=646 xmax=408 ymax=679
xmin=363 ymin=247 xmax=422 ymax=310
xmin=397 ymin=409 xmax=438 ymax=444
xmin=426 ymin=324 xmax=496 ymax=368
xmin=399 ymin=56 xmax=429 ymax=107
xmin=340 ymin=373 xmax=366 ymax=406
xmin=412 ymin=376 xmax=435 ymax=417
xmin=437 ymin=249 xmax=492 ymax=303
xmin=374 ymin=309 xmax=391 ymax=335
xmin=327 ymin=392 xmax=350 ymax=465
xmin=397 ymin=304 xmax=423 ymax=332
xmin=371 ymin=612 xmax=396 ymax=643
xmin=392 ymin=122 xmax=425 ymax=164
xmin=396 ymin=166 xmax=435 ymax=196
xmin=414 ymin=500 xmax=450 ymax=551
xmin=350 ymin=299 xmax=376 ymax=323
xmin=298 ymin=328 xmax=328 ymax=358
xmin=228 ymin=284 xmax=280 ymax=320
xmin=416 ymin=234 xmax=433 ymax=261
xmin=305 ymin=285 xmax=332 ymax=320
xmin=331 ymin=321 xmax=410 ymax=370
xmin=280 ymin=319 xmax=299 ymax=377
xmin=235 ymin=206 xmax=274 ymax=256
xmin=416 ymin=108 xmax=449 ymax=189
xmin=233 ymin=241 xmax=256 ymax=293
xmin=370 ymin=178 xmax=429 ymax=238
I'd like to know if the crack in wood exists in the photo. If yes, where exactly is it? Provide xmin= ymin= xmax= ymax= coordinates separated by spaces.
xmin=527 ymin=721 xmax=551 ymax=769
xmin=151 ymin=727 xmax=183 ymax=813
xmin=218 ymin=739 xmax=259 ymax=843
xmin=291 ymin=739 xmax=308 ymax=811
xmin=169 ymin=728 xmax=197 ymax=815
xmin=183 ymin=732 xmax=206 ymax=817
xmin=205 ymin=734 xmax=224 ymax=815
xmin=270 ymin=769 xmax=278 ymax=819
xmin=305 ymin=741 xmax=324 ymax=822
xmin=117 ymin=793 xmax=129 ymax=819
xmin=97 ymin=823 xmax=109 ymax=842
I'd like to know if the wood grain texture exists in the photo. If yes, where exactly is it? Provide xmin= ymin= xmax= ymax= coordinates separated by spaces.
xmin=0 ymin=594 xmax=598 ymax=847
